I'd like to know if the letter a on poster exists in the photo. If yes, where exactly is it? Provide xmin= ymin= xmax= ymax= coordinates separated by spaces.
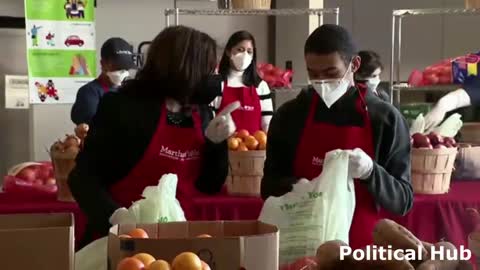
xmin=24 ymin=0 xmax=96 ymax=104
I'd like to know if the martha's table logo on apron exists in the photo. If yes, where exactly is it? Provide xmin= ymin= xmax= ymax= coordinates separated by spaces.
xmin=312 ymin=156 xmax=324 ymax=166
xmin=242 ymin=105 xmax=255 ymax=111
xmin=159 ymin=145 xmax=200 ymax=161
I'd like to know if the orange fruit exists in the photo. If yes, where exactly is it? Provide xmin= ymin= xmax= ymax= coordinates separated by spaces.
xmin=253 ymin=130 xmax=267 ymax=145
xmin=148 ymin=260 xmax=171 ymax=270
xmin=227 ymin=137 xmax=240 ymax=150
xmin=134 ymin=253 xmax=156 ymax=267
xmin=237 ymin=142 xmax=249 ymax=152
xmin=236 ymin=129 xmax=250 ymax=140
xmin=118 ymin=234 xmax=132 ymax=239
xmin=117 ymin=257 xmax=145 ymax=270
xmin=128 ymin=228 xmax=149 ymax=239
xmin=196 ymin=234 xmax=212 ymax=238
xmin=244 ymin=136 xmax=259 ymax=150
xmin=171 ymin=252 xmax=202 ymax=270
xmin=201 ymin=261 xmax=211 ymax=270
xmin=258 ymin=141 xmax=267 ymax=150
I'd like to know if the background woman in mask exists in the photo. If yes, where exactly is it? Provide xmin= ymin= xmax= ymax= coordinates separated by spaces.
xmin=69 ymin=26 xmax=237 ymax=248
xmin=262 ymin=25 xmax=413 ymax=249
xmin=211 ymin=31 xmax=274 ymax=134
xmin=71 ymin=37 xmax=136 ymax=125
xmin=354 ymin=50 xmax=389 ymax=102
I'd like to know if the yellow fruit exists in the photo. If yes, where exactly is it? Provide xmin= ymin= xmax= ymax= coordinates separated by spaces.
xmin=171 ymin=252 xmax=202 ymax=270
xmin=134 ymin=253 xmax=156 ymax=267
xmin=237 ymin=142 xmax=249 ymax=152
xmin=236 ymin=129 xmax=250 ymax=140
xmin=253 ymin=130 xmax=267 ymax=146
xmin=227 ymin=137 xmax=240 ymax=150
xmin=244 ymin=136 xmax=259 ymax=150
xmin=148 ymin=260 xmax=171 ymax=270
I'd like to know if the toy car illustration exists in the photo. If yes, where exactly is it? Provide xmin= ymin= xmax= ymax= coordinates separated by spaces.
xmin=65 ymin=35 xmax=84 ymax=47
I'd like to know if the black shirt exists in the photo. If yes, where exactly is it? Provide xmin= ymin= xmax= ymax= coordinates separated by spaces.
xmin=261 ymin=86 xmax=413 ymax=216
xmin=71 ymin=78 xmax=116 ymax=125
xmin=68 ymin=90 xmax=228 ymax=235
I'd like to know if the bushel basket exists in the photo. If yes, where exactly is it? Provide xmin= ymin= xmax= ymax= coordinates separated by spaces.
xmin=227 ymin=150 xmax=265 ymax=196
xmin=231 ymin=0 xmax=271 ymax=9
xmin=411 ymin=147 xmax=457 ymax=194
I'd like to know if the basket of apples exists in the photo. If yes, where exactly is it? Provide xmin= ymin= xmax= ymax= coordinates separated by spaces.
xmin=49 ymin=123 xmax=89 ymax=202
xmin=3 ymin=162 xmax=57 ymax=200
xmin=226 ymin=129 xmax=267 ymax=196
xmin=410 ymin=132 xmax=458 ymax=194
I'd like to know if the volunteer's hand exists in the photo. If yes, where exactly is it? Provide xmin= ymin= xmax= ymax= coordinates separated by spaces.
xmin=205 ymin=101 xmax=241 ymax=143
xmin=347 ymin=148 xmax=373 ymax=179
xmin=109 ymin=207 xmax=136 ymax=225
xmin=425 ymin=87 xmax=472 ymax=132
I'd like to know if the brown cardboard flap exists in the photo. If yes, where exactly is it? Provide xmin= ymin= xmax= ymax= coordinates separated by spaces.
xmin=0 ymin=212 xmax=73 ymax=230
xmin=0 ymin=213 xmax=74 ymax=270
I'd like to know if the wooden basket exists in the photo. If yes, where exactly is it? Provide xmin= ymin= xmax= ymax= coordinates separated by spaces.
xmin=231 ymin=0 xmax=271 ymax=9
xmin=466 ymin=0 xmax=480 ymax=8
xmin=50 ymin=150 xmax=78 ymax=202
xmin=411 ymin=147 xmax=457 ymax=194
xmin=227 ymin=150 xmax=266 ymax=196
xmin=460 ymin=122 xmax=480 ymax=144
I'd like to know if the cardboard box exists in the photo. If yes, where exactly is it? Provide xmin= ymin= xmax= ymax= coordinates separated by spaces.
xmin=108 ymin=221 xmax=279 ymax=270
xmin=466 ymin=0 xmax=480 ymax=8
xmin=0 ymin=213 xmax=74 ymax=270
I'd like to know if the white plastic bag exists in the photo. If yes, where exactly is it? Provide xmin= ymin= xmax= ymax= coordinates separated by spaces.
xmin=74 ymin=174 xmax=186 ymax=270
xmin=410 ymin=114 xmax=425 ymax=135
xmin=433 ymin=113 xmax=463 ymax=138
xmin=258 ymin=150 xmax=355 ymax=266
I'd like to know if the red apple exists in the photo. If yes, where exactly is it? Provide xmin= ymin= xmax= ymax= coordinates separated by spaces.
xmin=444 ymin=137 xmax=456 ymax=146
xmin=427 ymin=132 xmax=444 ymax=146
xmin=434 ymin=144 xmax=447 ymax=149
xmin=45 ymin=178 xmax=56 ymax=186
xmin=16 ymin=167 xmax=37 ymax=182
xmin=412 ymin=133 xmax=431 ymax=148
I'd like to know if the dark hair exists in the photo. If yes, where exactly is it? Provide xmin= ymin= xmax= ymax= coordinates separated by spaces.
xmin=356 ymin=50 xmax=383 ymax=78
xmin=218 ymin=31 xmax=262 ymax=87
xmin=122 ymin=26 xmax=217 ymax=104
xmin=304 ymin=24 xmax=357 ymax=64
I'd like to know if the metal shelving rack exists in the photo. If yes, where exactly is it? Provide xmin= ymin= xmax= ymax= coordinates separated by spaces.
xmin=390 ymin=8 xmax=480 ymax=106
xmin=164 ymin=8 xmax=340 ymax=27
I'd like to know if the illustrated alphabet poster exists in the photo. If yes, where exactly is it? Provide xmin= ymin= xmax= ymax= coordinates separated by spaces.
xmin=25 ymin=0 xmax=96 ymax=104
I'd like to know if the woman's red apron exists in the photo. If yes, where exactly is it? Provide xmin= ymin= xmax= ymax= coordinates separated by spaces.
xmin=109 ymin=104 xmax=205 ymax=220
xmin=293 ymin=88 xmax=379 ymax=249
xmin=218 ymin=80 xmax=262 ymax=134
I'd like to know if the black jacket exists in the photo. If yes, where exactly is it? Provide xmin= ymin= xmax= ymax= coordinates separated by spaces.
xmin=261 ymin=86 xmax=413 ymax=216
xmin=71 ymin=78 xmax=116 ymax=125
xmin=68 ymin=90 xmax=228 ymax=236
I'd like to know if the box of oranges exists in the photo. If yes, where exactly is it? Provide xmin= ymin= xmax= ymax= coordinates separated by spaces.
xmin=226 ymin=129 xmax=267 ymax=196
xmin=108 ymin=221 xmax=279 ymax=270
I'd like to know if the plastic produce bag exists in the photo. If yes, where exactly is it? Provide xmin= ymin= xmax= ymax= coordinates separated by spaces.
xmin=259 ymin=150 xmax=355 ymax=266
xmin=74 ymin=173 xmax=186 ymax=270
xmin=410 ymin=114 xmax=425 ymax=135
xmin=433 ymin=113 xmax=463 ymax=138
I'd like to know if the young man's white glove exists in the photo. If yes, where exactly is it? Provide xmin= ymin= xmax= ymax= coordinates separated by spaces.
xmin=424 ymin=89 xmax=471 ymax=132
xmin=347 ymin=148 xmax=373 ymax=179
xmin=205 ymin=101 xmax=240 ymax=143
xmin=109 ymin=207 xmax=136 ymax=225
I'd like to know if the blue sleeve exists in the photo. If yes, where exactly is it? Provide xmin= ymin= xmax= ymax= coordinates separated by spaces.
xmin=71 ymin=85 xmax=100 ymax=125
xmin=462 ymin=75 xmax=480 ymax=106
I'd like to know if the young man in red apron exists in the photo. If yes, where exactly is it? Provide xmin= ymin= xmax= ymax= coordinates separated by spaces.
xmin=261 ymin=24 xmax=413 ymax=249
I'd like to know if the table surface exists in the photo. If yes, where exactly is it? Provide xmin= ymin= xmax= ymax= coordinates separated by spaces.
xmin=0 ymin=181 xmax=478 ymax=256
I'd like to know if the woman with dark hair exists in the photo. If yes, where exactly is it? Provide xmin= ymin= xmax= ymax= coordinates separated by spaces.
xmin=355 ymin=50 xmax=389 ymax=102
xmin=69 ymin=26 xmax=237 ymax=247
xmin=212 ymin=30 xmax=274 ymax=133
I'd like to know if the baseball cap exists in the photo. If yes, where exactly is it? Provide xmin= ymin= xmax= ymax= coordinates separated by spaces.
xmin=101 ymin=37 xmax=136 ymax=70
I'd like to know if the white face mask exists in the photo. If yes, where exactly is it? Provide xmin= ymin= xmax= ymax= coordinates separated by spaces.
xmin=311 ymin=63 xmax=352 ymax=108
xmin=366 ymin=77 xmax=381 ymax=93
xmin=106 ymin=70 xmax=129 ymax=86
xmin=231 ymin=52 xmax=253 ymax=71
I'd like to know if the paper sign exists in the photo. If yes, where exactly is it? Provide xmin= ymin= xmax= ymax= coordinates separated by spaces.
xmin=24 ymin=0 xmax=96 ymax=104
xmin=5 ymin=75 xmax=29 ymax=109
